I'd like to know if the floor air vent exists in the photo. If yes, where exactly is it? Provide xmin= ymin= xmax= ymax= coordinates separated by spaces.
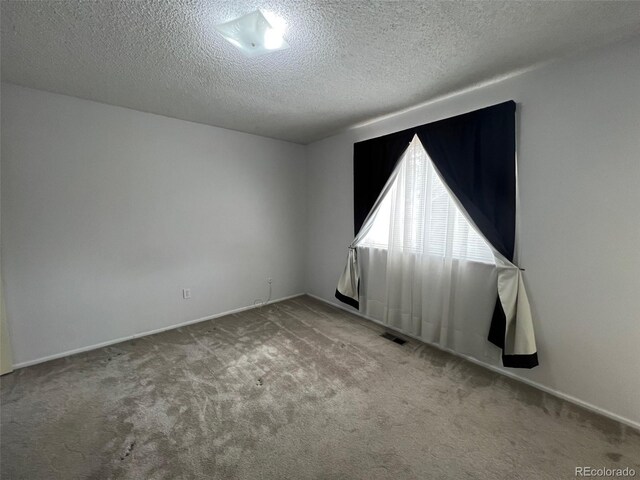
xmin=381 ymin=332 xmax=407 ymax=345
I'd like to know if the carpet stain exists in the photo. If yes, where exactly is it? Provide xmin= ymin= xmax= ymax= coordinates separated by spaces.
xmin=606 ymin=452 xmax=622 ymax=462
xmin=120 ymin=441 xmax=135 ymax=461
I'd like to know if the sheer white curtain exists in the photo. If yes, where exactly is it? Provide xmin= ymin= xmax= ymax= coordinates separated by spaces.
xmin=357 ymin=136 xmax=500 ymax=359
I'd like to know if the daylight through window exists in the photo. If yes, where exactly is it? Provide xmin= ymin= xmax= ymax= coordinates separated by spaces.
xmin=358 ymin=135 xmax=495 ymax=264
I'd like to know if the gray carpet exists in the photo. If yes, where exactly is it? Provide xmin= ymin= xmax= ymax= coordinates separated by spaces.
xmin=1 ymin=295 xmax=638 ymax=479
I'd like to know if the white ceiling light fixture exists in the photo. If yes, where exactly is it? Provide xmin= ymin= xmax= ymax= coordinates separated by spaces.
xmin=215 ymin=9 xmax=288 ymax=58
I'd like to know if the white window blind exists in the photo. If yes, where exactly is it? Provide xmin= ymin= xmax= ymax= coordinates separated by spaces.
xmin=359 ymin=135 xmax=495 ymax=264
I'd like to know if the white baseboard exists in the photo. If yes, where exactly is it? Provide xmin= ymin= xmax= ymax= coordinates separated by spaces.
xmin=306 ymin=293 xmax=640 ymax=432
xmin=12 ymin=293 xmax=305 ymax=370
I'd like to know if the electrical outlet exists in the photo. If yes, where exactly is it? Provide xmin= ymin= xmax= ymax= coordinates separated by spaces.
xmin=182 ymin=288 xmax=191 ymax=299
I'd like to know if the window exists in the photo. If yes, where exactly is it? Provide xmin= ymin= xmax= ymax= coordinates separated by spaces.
xmin=358 ymin=135 xmax=494 ymax=264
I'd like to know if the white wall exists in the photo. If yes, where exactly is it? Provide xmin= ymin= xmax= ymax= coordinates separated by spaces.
xmin=305 ymin=37 xmax=640 ymax=427
xmin=1 ymin=83 xmax=306 ymax=366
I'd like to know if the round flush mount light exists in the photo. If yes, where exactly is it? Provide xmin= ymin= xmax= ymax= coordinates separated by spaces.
xmin=215 ymin=9 xmax=289 ymax=57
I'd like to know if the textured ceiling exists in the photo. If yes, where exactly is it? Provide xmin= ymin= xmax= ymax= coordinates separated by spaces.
xmin=2 ymin=1 xmax=640 ymax=144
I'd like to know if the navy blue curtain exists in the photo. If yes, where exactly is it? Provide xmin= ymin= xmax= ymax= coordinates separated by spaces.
xmin=353 ymin=130 xmax=414 ymax=235
xmin=414 ymin=101 xmax=516 ymax=261
xmin=347 ymin=101 xmax=537 ymax=368
xmin=416 ymin=101 xmax=536 ymax=368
